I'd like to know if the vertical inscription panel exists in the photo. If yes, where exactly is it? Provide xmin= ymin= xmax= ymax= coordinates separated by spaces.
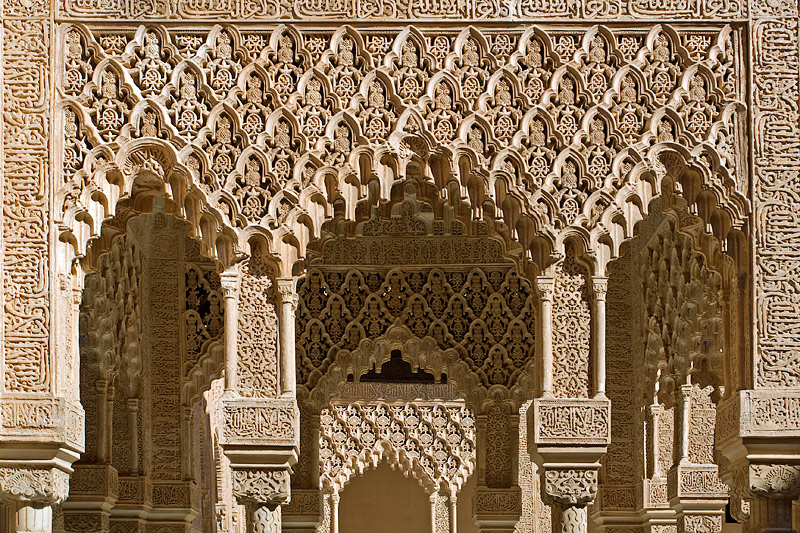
xmin=752 ymin=12 xmax=800 ymax=388
xmin=2 ymin=19 xmax=52 ymax=394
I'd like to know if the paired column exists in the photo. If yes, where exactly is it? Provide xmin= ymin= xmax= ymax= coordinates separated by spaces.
xmin=531 ymin=268 xmax=610 ymax=533
xmin=219 ymin=267 xmax=300 ymax=533
xmin=668 ymin=385 xmax=727 ymax=533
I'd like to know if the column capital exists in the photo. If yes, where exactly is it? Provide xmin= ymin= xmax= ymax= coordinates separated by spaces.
xmin=535 ymin=276 xmax=554 ymax=300
xmin=220 ymin=268 xmax=241 ymax=297
xmin=0 ymin=467 xmax=70 ymax=505
xmin=276 ymin=277 xmax=300 ymax=309
xmin=590 ymin=276 xmax=608 ymax=301
xmin=232 ymin=468 xmax=291 ymax=507
xmin=542 ymin=467 xmax=599 ymax=507
xmin=738 ymin=463 xmax=800 ymax=501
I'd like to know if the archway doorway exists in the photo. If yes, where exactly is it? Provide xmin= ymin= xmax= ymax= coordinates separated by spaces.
xmin=339 ymin=463 xmax=431 ymax=533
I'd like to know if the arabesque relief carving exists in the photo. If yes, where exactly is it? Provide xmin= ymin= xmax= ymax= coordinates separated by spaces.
xmin=3 ymin=0 xmax=800 ymax=527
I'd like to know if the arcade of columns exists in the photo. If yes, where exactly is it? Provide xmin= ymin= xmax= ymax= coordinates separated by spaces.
xmin=1 ymin=0 xmax=800 ymax=531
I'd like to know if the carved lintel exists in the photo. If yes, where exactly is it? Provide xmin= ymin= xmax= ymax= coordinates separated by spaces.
xmin=542 ymin=468 xmax=598 ymax=507
xmin=282 ymin=488 xmax=320 ymax=519
xmin=0 ymin=397 xmax=85 ymax=453
xmin=473 ymin=486 xmax=522 ymax=521
xmin=0 ymin=467 xmax=70 ymax=505
xmin=67 ymin=464 xmax=119 ymax=500
xmin=232 ymin=468 xmax=291 ymax=507
xmin=667 ymin=464 xmax=728 ymax=500
xmin=677 ymin=512 xmax=724 ymax=533
xmin=221 ymin=397 xmax=299 ymax=447
xmin=531 ymin=398 xmax=611 ymax=445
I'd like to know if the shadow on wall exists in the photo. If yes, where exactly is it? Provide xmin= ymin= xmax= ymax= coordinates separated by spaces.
xmin=338 ymin=462 xmax=431 ymax=533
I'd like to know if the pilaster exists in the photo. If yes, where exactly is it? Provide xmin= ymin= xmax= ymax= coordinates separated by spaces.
xmin=1 ymin=0 xmax=84 ymax=525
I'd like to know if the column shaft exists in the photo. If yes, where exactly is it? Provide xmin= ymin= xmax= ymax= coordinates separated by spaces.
xmin=537 ymin=277 xmax=554 ymax=397
xmin=12 ymin=503 xmax=53 ymax=533
xmin=746 ymin=498 xmax=795 ymax=533
xmin=127 ymin=399 xmax=139 ymax=473
xmin=557 ymin=505 xmax=587 ymax=533
xmin=221 ymin=271 xmax=239 ymax=393
xmin=591 ymin=277 xmax=607 ymax=398
xmin=247 ymin=504 xmax=281 ymax=533
xmin=277 ymin=278 xmax=298 ymax=397
xmin=96 ymin=380 xmax=108 ymax=464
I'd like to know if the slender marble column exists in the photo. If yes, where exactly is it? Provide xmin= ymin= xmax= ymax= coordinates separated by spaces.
xmin=277 ymin=277 xmax=298 ymax=397
xmin=127 ymin=398 xmax=139 ymax=473
xmin=96 ymin=379 xmax=108 ymax=464
xmin=646 ymin=403 xmax=663 ymax=479
xmin=677 ymin=385 xmax=692 ymax=465
xmin=449 ymin=494 xmax=458 ymax=533
xmin=220 ymin=270 xmax=240 ymax=393
xmin=330 ymin=493 xmax=340 ymax=533
xmin=591 ymin=276 xmax=608 ymax=398
xmin=536 ymin=277 xmax=555 ymax=397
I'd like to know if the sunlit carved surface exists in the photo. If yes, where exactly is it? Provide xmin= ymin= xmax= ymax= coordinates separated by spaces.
xmin=1 ymin=0 xmax=800 ymax=530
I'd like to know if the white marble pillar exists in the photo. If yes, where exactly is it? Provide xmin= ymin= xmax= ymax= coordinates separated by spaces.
xmin=277 ymin=277 xmax=298 ymax=397
xmin=646 ymin=403 xmax=663 ymax=479
xmin=12 ymin=503 xmax=52 ymax=533
xmin=127 ymin=398 xmax=139 ymax=473
xmin=536 ymin=277 xmax=555 ymax=397
xmin=330 ymin=493 xmax=340 ymax=533
xmin=677 ymin=385 xmax=692 ymax=465
xmin=591 ymin=276 xmax=608 ymax=398
xmin=220 ymin=269 xmax=240 ymax=393
xmin=96 ymin=379 xmax=108 ymax=464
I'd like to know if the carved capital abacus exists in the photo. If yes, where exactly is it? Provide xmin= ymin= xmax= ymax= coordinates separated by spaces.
xmin=232 ymin=468 xmax=291 ymax=506
xmin=542 ymin=468 xmax=599 ymax=507
xmin=0 ymin=468 xmax=70 ymax=505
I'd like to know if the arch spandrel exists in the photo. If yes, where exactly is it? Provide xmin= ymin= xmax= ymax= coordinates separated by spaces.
xmin=55 ymin=23 xmax=748 ymax=281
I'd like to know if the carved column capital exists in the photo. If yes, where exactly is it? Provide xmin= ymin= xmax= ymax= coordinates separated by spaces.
xmin=276 ymin=277 xmax=299 ymax=310
xmin=220 ymin=269 xmax=241 ymax=298
xmin=739 ymin=464 xmax=800 ymax=500
xmin=590 ymin=276 xmax=608 ymax=301
xmin=535 ymin=276 xmax=554 ymax=301
xmin=232 ymin=468 xmax=291 ymax=506
xmin=0 ymin=467 xmax=70 ymax=505
xmin=542 ymin=468 xmax=598 ymax=507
